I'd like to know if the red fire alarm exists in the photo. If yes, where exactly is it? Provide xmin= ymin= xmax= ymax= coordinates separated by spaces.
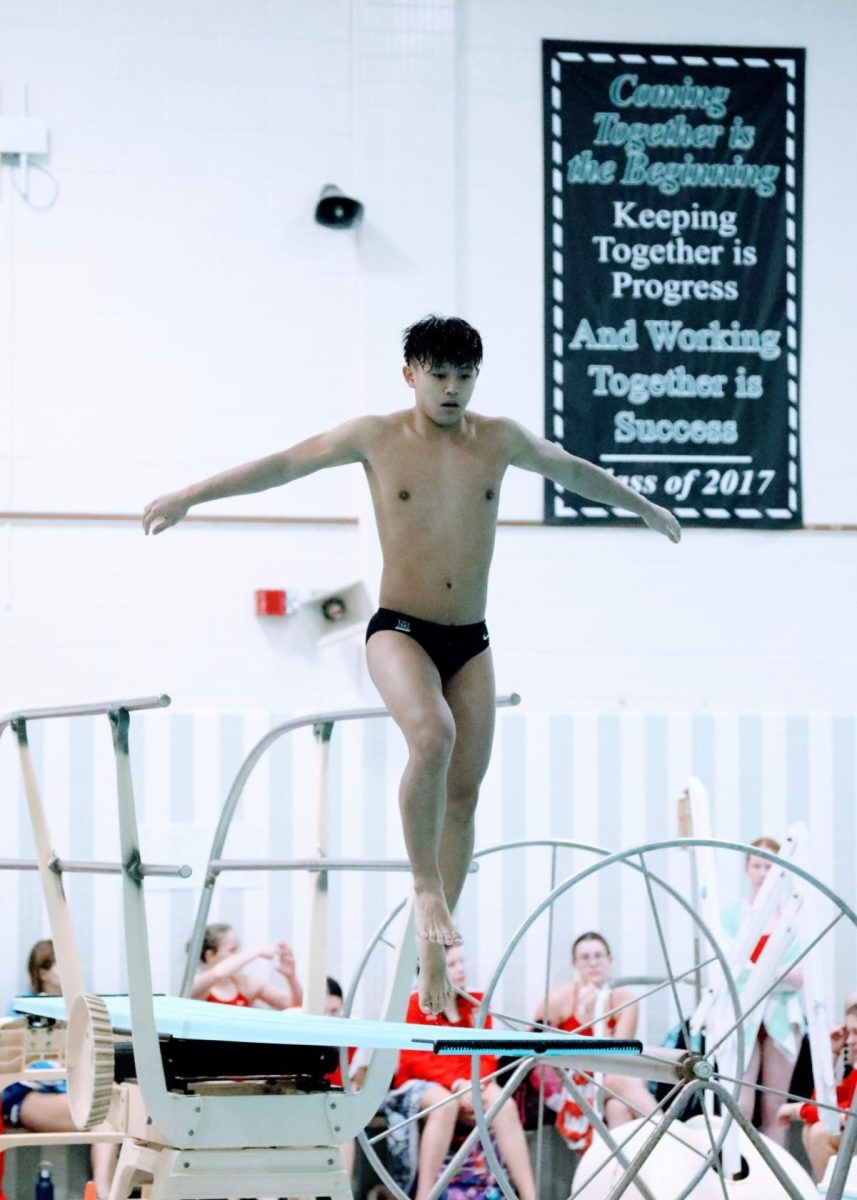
xmin=254 ymin=589 xmax=287 ymax=617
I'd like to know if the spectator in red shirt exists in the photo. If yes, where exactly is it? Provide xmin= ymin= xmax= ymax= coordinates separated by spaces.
xmin=190 ymin=923 xmax=303 ymax=1008
xmin=533 ymin=930 xmax=656 ymax=1151
xmin=389 ymin=945 xmax=535 ymax=1200
xmin=777 ymin=1001 xmax=857 ymax=1181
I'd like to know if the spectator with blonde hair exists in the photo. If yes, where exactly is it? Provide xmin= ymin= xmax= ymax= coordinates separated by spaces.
xmin=191 ymin=923 xmax=302 ymax=1008
xmin=386 ymin=944 xmax=536 ymax=1200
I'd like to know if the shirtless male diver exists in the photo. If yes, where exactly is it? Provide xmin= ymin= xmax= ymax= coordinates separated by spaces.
xmin=142 ymin=315 xmax=681 ymax=1015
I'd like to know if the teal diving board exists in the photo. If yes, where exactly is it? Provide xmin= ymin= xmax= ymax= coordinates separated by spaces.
xmin=13 ymin=994 xmax=642 ymax=1059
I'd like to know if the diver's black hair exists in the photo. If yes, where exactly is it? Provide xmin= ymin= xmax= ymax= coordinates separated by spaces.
xmin=402 ymin=314 xmax=483 ymax=370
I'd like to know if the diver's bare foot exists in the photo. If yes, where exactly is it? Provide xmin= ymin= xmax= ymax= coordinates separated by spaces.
xmin=418 ymin=940 xmax=454 ymax=1016
xmin=414 ymin=886 xmax=462 ymax=946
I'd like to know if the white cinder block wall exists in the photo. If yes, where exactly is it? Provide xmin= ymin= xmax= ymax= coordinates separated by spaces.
xmin=1 ymin=0 xmax=854 ymax=716
xmin=1 ymin=1 xmax=856 ymax=1006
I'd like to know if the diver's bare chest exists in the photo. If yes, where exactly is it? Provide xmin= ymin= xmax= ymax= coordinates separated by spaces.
xmin=375 ymin=442 xmax=501 ymax=508
xmin=392 ymin=478 xmax=497 ymax=507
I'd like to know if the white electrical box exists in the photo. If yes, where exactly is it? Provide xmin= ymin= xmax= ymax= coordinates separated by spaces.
xmin=0 ymin=117 xmax=48 ymax=155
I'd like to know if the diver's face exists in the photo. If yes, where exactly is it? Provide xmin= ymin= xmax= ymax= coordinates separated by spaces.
xmin=403 ymin=360 xmax=479 ymax=427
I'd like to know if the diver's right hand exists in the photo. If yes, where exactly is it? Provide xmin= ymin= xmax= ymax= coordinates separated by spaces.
xmin=142 ymin=491 xmax=190 ymax=535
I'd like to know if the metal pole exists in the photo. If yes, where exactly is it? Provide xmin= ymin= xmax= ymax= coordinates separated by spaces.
xmin=208 ymin=857 xmax=475 ymax=873
xmin=15 ymin=719 xmax=86 ymax=1013
xmin=304 ymin=720 xmax=334 ymax=1015
xmin=0 ymin=694 xmax=169 ymax=737
xmin=0 ymin=857 xmax=190 ymax=877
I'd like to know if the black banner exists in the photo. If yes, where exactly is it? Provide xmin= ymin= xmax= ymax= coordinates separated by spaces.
xmin=543 ymin=42 xmax=804 ymax=527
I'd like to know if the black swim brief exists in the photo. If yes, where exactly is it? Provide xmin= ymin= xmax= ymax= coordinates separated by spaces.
xmin=365 ymin=608 xmax=490 ymax=682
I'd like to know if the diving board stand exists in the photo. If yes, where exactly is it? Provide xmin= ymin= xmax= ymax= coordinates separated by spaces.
xmin=12 ymin=695 xmax=801 ymax=1200
xmin=0 ymin=692 xmax=643 ymax=1200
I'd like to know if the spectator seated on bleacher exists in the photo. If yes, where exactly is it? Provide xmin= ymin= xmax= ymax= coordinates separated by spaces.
xmin=3 ymin=940 xmax=116 ymax=1200
xmin=190 ymin=923 xmax=303 ymax=1009
xmin=777 ymin=999 xmax=857 ymax=1182
xmin=383 ymin=945 xmax=535 ymax=1200
xmin=534 ymin=931 xmax=656 ymax=1154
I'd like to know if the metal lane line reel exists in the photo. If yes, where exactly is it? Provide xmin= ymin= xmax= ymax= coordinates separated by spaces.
xmin=470 ymin=832 xmax=855 ymax=1200
xmin=344 ymin=822 xmax=857 ymax=1200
